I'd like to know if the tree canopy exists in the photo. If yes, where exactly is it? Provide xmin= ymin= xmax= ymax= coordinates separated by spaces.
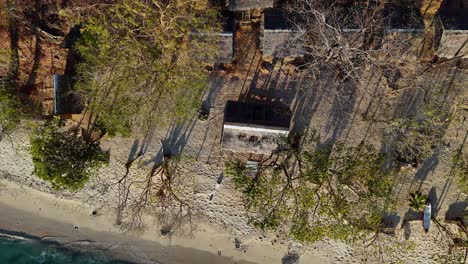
xmin=74 ymin=0 xmax=219 ymax=136
xmin=227 ymin=132 xmax=397 ymax=243
xmin=30 ymin=117 xmax=109 ymax=190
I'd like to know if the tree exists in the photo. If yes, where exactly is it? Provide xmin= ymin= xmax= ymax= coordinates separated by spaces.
xmin=116 ymin=150 xmax=193 ymax=232
xmin=388 ymin=101 xmax=452 ymax=166
xmin=226 ymin=132 xmax=397 ymax=243
xmin=287 ymin=0 xmax=420 ymax=95
xmin=408 ymin=191 xmax=427 ymax=211
xmin=30 ymin=117 xmax=109 ymax=190
xmin=74 ymin=0 xmax=219 ymax=137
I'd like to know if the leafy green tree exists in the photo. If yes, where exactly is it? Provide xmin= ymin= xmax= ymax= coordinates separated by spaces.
xmin=408 ymin=191 xmax=427 ymax=211
xmin=226 ymin=132 xmax=397 ymax=243
xmin=74 ymin=0 xmax=219 ymax=137
xmin=30 ymin=117 xmax=109 ymax=190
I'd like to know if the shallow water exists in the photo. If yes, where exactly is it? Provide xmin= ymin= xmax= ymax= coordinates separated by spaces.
xmin=0 ymin=234 xmax=130 ymax=264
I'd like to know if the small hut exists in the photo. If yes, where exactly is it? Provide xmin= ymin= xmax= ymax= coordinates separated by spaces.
xmin=221 ymin=100 xmax=291 ymax=155
xmin=261 ymin=8 xmax=303 ymax=59
xmin=437 ymin=0 xmax=468 ymax=58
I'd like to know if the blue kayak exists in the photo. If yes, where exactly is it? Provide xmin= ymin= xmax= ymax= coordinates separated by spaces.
xmin=423 ymin=202 xmax=431 ymax=232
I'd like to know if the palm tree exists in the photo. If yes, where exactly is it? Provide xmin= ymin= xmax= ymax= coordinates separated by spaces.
xmin=408 ymin=191 xmax=428 ymax=211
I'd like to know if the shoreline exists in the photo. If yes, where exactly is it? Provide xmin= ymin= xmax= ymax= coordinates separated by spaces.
xmin=0 ymin=179 xmax=323 ymax=264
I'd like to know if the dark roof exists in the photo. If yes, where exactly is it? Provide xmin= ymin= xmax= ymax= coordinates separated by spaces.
xmin=264 ymin=8 xmax=294 ymax=30
xmin=227 ymin=0 xmax=274 ymax=11
xmin=224 ymin=100 xmax=291 ymax=129
xmin=384 ymin=5 xmax=424 ymax=29
xmin=438 ymin=0 xmax=468 ymax=30
xmin=53 ymin=74 xmax=83 ymax=115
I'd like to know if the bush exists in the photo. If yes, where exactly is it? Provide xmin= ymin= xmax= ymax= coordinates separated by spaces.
xmin=30 ymin=117 xmax=109 ymax=190
xmin=389 ymin=103 xmax=450 ymax=166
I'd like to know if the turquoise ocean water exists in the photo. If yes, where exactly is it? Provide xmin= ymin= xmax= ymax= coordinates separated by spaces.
xmin=0 ymin=234 xmax=130 ymax=264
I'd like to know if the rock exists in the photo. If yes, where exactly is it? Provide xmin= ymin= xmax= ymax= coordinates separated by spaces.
xmin=281 ymin=253 xmax=300 ymax=264
xmin=160 ymin=225 xmax=172 ymax=236
xmin=234 ymin=238 xmax=241 ymax=249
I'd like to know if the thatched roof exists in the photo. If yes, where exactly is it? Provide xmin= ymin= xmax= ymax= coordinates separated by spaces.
xmin=222 ymin=101 xmax=291 ymax=154
xmin=227 ymin=0 xmax=274 ymax=11
xmin=261 ymin=9 xmax=303 ymax=58
xmin=192 ymin=13 xmax=235 ymax=64
xmin=438 ymin=0 xmax=468 ymax=30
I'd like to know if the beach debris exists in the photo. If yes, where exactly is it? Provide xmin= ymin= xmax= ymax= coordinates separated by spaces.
xmin=160 ymin=225 xmax=172 ymax=236
xmin=234 ymin=238 xmax=241 ymax=249
xmin=217 ymin=250 xmax=222 ymax=255
xmin=281 ymin=252 xmax=300 ymax=264
xmin=423 ymin=201 xmax=432 ymax=233
xmin=73 ymin=226 xmax=79 ymax=231
xmin=198 ymin=108 xmax=209 ymax=121
xmin=209 ymin=173 xmax=224 ymax=201
xmin=92 ymin=209 xmax=98 ymax=216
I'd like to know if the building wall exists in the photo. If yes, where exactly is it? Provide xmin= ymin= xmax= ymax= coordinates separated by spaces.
xmin=437 ymin=31 xmax=468 ymax=58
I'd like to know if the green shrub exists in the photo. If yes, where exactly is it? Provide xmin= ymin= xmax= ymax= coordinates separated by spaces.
xmin=30 ymin=117 xmax=109 ymax=190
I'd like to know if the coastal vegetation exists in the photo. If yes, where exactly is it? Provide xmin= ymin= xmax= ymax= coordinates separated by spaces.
xmin=408 ymin=191 xmax=428 ymax=211
xmin=30 ymin=117 xmax=109 ymax=190
xmin=227 ymin=131 xmax=397 ymax=243
xmin=74 ymin=0 xmax=219 ymax=137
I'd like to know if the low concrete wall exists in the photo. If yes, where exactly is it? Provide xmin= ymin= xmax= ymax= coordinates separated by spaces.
xmin=437 ymin=31 xmax=468 ymax=58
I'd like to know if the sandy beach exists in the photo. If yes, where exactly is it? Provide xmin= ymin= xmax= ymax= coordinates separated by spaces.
xmin=0 ymin=179 xmax=324 ymax=264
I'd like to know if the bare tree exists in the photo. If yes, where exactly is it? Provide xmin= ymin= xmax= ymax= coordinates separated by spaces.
xmin=116 ymin=143 xmax=193 ymax=234
xmin=288 ymin=0 xmax=422 ymax=95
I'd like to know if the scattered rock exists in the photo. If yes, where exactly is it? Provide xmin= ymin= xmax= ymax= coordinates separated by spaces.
xmin=281 ymin=253 xmax=300 ymax=264
xmin=160 ymin=225 xmax=172 ymax=236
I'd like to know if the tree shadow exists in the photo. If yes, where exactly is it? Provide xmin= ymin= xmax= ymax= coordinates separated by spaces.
xmin=323 ymin=80 xmax=357 ymax=145
xmin=403 ymin=221 xmax=412 ymax=240
xmin=142 ymin=119 xmax=197 ymax=167
xmin=202 ymin=73 xmax=228 ymax=110
xmin=414 ymin=151 xmax=440 ymax=191
xmin=126 ymin=139 xmax=139 ymax=164
xmin=403 ymin=208 xmax=422 ymax=224
xmin=445 ymin=201 xmax=468 ymax=221
xmin=290 ymin=75 xmax=325 ymax=136
xmin=427 ymin=186 xmax=439 ymax=217
xmin=383 ymin=212 xmax=401 ymax=229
